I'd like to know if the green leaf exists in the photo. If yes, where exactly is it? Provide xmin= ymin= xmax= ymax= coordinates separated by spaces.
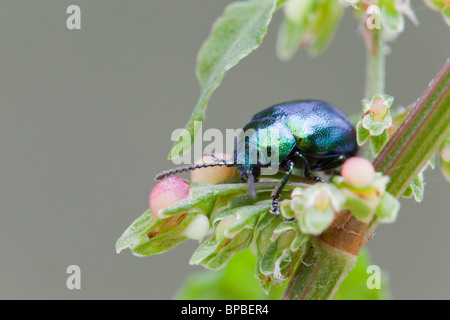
xmin=276 ymin=0 xmax=315 ymax=61
xmin=190 ymin=204 xmax=270 ymax=270
xmin=362 ymin=113 xmax=392 ymax=136
xmin=251 ymin=212 xmax=281 ymax=255
xmin=259 ymin=238 xmax=297 ymax=281
xmin=175 ymin=249 xmax=285 ymax=300
xmin=297 ymin=207 xmax=335 ymax=235
xmin=356 ymin=120 xmax=370 ymax=146
xmin=276 ymin=19 xmax=304 ymax=61
xmin=159 ymin=183 xmax=249 ymax=217
xmin=370 ymin=129 xmax=389 ymax=156
xmin=333 ymin=248 xmax=390 ymax=300
xmin=258 ymin=221 xmax=306 ymax=287
xmin=409 ymin=174 xmax=424 ymax=202
xmin=131 ymin=213 xmax=198 ymax=256
xmin=192 ymin=230 xmax=254 ymax=270
xmin=168 ymin=0 xmax=278 ymax=159
xmin=308 ymin=0 xmax=344 ymax=56
xmin=403 ymin=155 xmax=435 ymax=201
xmin=343 ymin=196 xmax=374 ymax=223
xmin=402 ymin=185 xmax=413 ymax=198
xmin=213 ymin=203 xmax=270 ymax=237
xmin=276 ymin=0 xmax=344 ymax=59
xmin=279 ymin=200 xmax=295 ymax=219
xmin=160 ymin=182 xmax=302 ymax=218
xmin=251 ymin=212 xmax=284 ymax=292
xmin=115 ymin=209 xmax=157 ymax=253
xmin=380 ymin=0 xmax=404 ymax=39
xmin=376 ymin=192 xmax=400 ymax=223
xmin=429 ymin=154 xmax=436 ymax=169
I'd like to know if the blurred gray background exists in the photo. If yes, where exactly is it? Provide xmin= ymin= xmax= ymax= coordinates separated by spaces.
xmin=0 ymin=0 xmax=449 ymax=299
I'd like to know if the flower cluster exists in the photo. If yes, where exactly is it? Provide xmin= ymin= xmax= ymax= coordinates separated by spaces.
xmin=356 ymin=94 xmax=394 ymax=156
xmin=117 ymin=154 xmax=400 ymax=291
xmin=277 ymin=0 xmax=423 ymax=61
xmin=280 ymin=184 xmax=344 ymax=235
xmin=279 ymin=157 xmax=399 ymax=235
xmin=356 ymin=94 xmax=437 ymax=202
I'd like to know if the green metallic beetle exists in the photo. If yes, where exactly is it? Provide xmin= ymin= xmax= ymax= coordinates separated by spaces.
xmin=156 ymin=100 xmax=358 ymax=216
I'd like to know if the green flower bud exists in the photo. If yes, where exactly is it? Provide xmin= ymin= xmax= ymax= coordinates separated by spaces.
xmin=357 ymin=94 xmax=394 ymax=156
xmin=252 ymin=213 xmax=309 ymax=293
xmin=380 ymin=0 xmax=406 ymax=41
xmin=288 ymin=183 xmax=344 ymax=236
xmin=277 ymin=0 xmax=344 ymax=60
xmin=279 ymin=199 xmax=295 ymax=220
xmin=182 ymin=214 xmax=210 ymax=241
xmin=360 ymin=94 xmax=393 ymax=135
xmin=190 ymin=204 xmax=270 ymax=270
xmin=334 ymin=170 xmax=400 ymax=224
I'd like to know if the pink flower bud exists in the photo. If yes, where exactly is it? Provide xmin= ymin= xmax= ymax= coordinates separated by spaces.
xmin=341 ymin=157 xmax=375 ymax=187
xmin=190 ymin=152 xmax=237 ymax=184
xmin=370 ymin=98 xmax=388 ymax=121
xmin=149 ymin=176 xmax=190 ymax=219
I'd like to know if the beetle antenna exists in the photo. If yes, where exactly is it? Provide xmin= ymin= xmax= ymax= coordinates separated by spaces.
xmin=155 ymin=161 xmax=235 ymax=181
xmin=247 ymin=170 xmax=257 ymax=199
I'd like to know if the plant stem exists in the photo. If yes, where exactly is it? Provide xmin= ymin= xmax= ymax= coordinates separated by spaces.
xmin=282 ymin=212 xmax=376 ymax=300
xmin=283 ymin=6 xmax=450 ymax=297
xmin=283 ymin=59 xmax=450 ymax=300
xmin=373 ymin=59 xmax=450 ymax=197
xmin=281 ymin=238 xmax=358 ymax=300
xmin=365 ymin=27 xmax=385 ymax=96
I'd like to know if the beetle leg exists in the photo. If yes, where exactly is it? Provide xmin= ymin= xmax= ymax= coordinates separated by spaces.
xmin=270 ymin=160 xmax=294 ymax=217
xmin=321 ymin=155 xmax=347 ymax=174
xmin=331 ymin=155 xmax=347 ymax=174
xmin=294 ymin=152 xmax=314 ymax=179
xmin=294 ymin=151 xmax=327 ymax=183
